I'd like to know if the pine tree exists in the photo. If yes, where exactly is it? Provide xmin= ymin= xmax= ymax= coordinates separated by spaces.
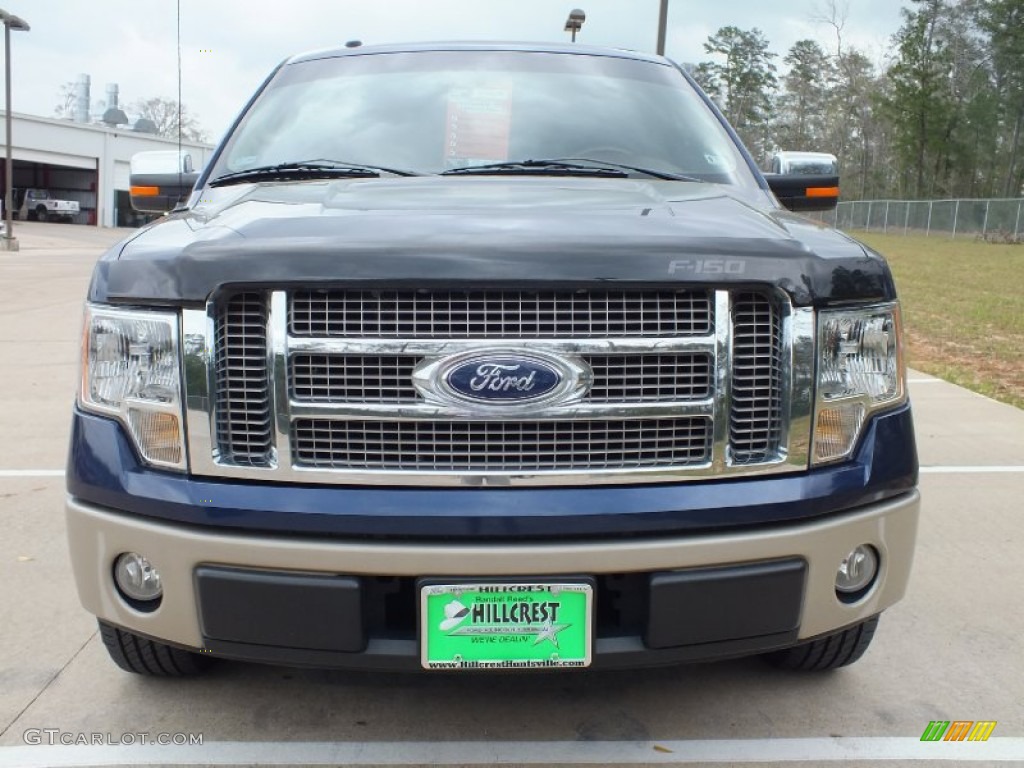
xmin=694 ymin=26 xmax=778 ymax=161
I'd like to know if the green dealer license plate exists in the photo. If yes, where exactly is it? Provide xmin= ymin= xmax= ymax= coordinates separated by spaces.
xmin=420 ymin=581 xmax=593 ymax=670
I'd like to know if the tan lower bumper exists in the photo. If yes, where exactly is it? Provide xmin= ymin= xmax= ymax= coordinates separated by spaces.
xmin=66 ymin=490 xmax=920 ymax=649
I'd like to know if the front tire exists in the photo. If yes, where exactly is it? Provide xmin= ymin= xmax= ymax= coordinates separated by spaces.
xmin=99 ymin=621 xmax=213 ymax=676
xmin=762 ymin=616 xmax=879 ymax=671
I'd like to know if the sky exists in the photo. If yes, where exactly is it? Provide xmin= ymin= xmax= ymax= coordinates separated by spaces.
xmin=4 ymin=0 xmax=907 ymax=144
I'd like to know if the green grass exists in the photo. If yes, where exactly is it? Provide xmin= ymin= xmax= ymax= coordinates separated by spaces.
xmin=849 ymin=231 xmax=1024 ymax=409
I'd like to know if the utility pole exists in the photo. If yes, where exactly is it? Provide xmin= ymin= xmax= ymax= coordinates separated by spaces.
xmin=656 ymin=0 xmax=668 ymax=56
xmin=0 ymin=8 xmax=30 ymax=251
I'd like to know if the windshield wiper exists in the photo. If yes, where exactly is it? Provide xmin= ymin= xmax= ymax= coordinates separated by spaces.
xmin=551 ymin=158 xmax=707 ymax=183
xmin=441 ymin=158 xmax=705 ymax=182
xmin=441 ymin=159 xmax=628 ymax=177
xmin=209 ymin=160 xmax=418 ymax=187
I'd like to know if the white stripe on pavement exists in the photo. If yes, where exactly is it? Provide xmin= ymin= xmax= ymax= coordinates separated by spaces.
xmin=1 ymin=738 xmax=1023 ymax=767
xmin=0 ymin=470 xmax=64 ymax=478
xmin=920 ymin=466 xmax=1024 ymax=474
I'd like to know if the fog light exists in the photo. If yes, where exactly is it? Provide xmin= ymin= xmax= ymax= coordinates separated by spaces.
xmin=835 ymin=545 xmax=878 ymax=596
xmin=114 ymin=552 xmax=163 ymax=602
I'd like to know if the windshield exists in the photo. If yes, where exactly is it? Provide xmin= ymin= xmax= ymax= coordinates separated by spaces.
xmin=214 ymin=50 xmax=756 ymax=188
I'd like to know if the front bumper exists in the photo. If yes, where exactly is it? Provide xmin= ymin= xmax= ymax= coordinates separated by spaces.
xmin=67 ymin=489 xmax=919 ymax=670
xmin=67 ymin=404 xmax=919 ymax=540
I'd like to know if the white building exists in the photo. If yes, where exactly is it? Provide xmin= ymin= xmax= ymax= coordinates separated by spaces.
xmin=0 ymin=111 xmax=214 ymax=228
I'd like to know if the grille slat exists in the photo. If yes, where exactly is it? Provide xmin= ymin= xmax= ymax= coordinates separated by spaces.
xmin=292 ymin=418 xmax=712 ymax=471
xmin=730 ymin=292 xmax=784 ymax=464
xmin=290 ymin=289 xmax=712 ymax=338
xmin=587 ymin=354 xmax=711 ymax=402
xmin=291 ymin=355 xmax=419 ymax=403
xmin=215 ymin=293 xmax=273 ymax=467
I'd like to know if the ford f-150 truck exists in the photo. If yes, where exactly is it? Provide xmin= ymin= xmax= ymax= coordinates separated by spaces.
xmin=67 ymin=42 xmax=919 ymax=677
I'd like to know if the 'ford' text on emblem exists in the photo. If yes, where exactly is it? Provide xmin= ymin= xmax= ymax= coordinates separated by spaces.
xmin=413 ymin=350 xmax=591 ymax=409
xmin=446 ymin=357 xmax=561 ymax=402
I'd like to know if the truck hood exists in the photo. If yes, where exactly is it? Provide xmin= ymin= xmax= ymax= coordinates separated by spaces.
xmin=91 ymin=177 xmax=894 ymax=306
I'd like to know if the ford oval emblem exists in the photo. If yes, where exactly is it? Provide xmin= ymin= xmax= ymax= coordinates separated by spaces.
xmin=444 ymin=356 xmax=562 ymax=403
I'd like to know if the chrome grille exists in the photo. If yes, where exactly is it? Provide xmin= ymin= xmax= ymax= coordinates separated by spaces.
xmin=289 ymin=288 xmax=712 ymax=338
xmin=292 ymin=418 xmax=711 ymax=471
xmin=193 ymin=286 xmax=809 ymax=486
xmin=290 ymin=353 xmax=712 ymax=404
xmin=214 ymin=293 xmax=273 ymax=466
xmin=730 ymin=292 xmax=784 ymax=464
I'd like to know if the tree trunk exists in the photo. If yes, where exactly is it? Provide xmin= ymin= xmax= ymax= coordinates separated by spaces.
xmin=1004 ymin=108 xmax=1023 ymax=198
xmin=917 ymin=109 xmax=928 ymax=197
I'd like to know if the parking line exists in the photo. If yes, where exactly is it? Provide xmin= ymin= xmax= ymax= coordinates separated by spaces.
xmin=0 ymin=470 xmax=64 ymax=478
xmin=920 ymin=466 xmax=1024 ymax=474
xmin=1 ymin=738 xmax=1023 ymax=766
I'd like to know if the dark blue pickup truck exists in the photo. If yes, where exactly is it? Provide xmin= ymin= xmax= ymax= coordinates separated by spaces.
xmin=67 ymin=42 xmax=919 ymax=676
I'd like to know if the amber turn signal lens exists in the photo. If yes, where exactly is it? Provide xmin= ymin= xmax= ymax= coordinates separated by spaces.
xmin=127 ymin=409 xmax=182 ymax=465
xmin=806 ymin=186 xmax=840 ymax=198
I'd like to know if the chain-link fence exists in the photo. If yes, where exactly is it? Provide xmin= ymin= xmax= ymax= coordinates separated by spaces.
xmin=816 ymin=198 xmax=1024 ymax=239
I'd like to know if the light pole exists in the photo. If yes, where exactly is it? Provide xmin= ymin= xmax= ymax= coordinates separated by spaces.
xmin=656 ymin=0 xmax=668 ymax=56
xmin=0 ymin=8 xmax=29 ymax=252
xmin=564 ymin=9 xmax=585 ymax=43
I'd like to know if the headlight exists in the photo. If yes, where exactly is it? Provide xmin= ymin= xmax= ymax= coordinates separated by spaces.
xmin=812 ymin=304 xmax=906 ymax=464
xmin=79 ymin=305 xmax=186 ymax=470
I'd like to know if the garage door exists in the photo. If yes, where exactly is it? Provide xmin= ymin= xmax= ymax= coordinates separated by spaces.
xmin=15 ymin=148 xmax=95 ymax=170
xmin=114 ymin=161 xmax=130 ymax=191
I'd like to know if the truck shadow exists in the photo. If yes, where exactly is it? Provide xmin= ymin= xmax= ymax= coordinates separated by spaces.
xmin=127 ymin=654 xmax=869 ymax=743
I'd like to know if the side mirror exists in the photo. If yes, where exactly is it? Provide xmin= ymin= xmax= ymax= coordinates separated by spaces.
xmin=129 ymin=151 xmax=200 ymax=213
xmin=765 ymin=173 xmax=839 ymax=213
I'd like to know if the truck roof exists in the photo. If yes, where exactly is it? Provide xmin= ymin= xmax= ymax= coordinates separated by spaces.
xmin=287 ymin=41 xmax=668 ymax=67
